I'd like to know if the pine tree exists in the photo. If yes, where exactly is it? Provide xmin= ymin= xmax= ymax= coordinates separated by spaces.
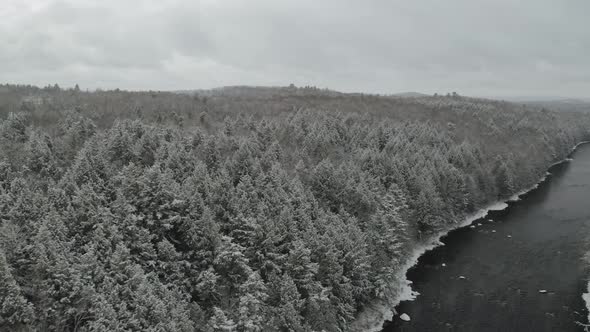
xmin=495 ymin=157 xmax=515 ymax=198
xmin=268 ymin=274 xmax=305 ymax=331
xmin=0 ymin=249 xmax=35 ymax=329
xmin=207 ymin=307 xmax=236 ymax=332
xmin=214 ymin=236 xmax=252 ymax=303
xmin=237 ymin=272 xmax=268 ymax=332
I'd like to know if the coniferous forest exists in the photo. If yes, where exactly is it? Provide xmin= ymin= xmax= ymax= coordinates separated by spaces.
xmin=1 ymin=84 xmax=589 ymax=331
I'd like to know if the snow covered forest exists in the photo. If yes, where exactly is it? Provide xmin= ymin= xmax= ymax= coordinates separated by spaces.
xmin=1 ymin=84 xmax=589 ymax=331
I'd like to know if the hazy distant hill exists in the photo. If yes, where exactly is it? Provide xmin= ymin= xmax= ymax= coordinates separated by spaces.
xmin=177 ymin=86 xmax=431 ymax=99
xmin=482 ymin=95 xmax=590 ymax=113
xmin=391 ymin=91 xmax=429 ymax=98
xmin=176 ymin=85 xmax=344 ymax=98
xmin=523 ymin=99 xmax=590 ymax=113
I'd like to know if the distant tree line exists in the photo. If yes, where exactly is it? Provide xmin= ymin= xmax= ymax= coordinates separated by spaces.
xmin=0 ymin=84 xmax=589 ymax=331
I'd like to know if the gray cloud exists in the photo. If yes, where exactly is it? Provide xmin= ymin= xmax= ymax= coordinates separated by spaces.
xmin=2 ymin=0 xmax=590 ymax=97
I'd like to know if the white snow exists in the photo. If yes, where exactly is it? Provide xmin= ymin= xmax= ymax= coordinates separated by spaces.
xmin=441 ymin=263 xmax=446 ymax=267
xmin=582 ymin=281 xmax=590 ymax=323
xmin=469 ymin=225 xmax=476 ymax=229
xmin=507 ymin=235 xmax=512 ymax=238
xmin=491 ymin=230 xmax=496 ymax=233
xmin=507 ymin=174 xmax=549 ymax=202
xmin=459 ymin=276 xmax=466 ymax=280
xmin=539 ymin=289 xmax=548 ymax=294
xmin=399 ymin=313 xmax=411 ymax=322
xmin=350 ymin=141 xmax=590 ymax=332
xmin=171 ymin=199 xmax=185 ymax=206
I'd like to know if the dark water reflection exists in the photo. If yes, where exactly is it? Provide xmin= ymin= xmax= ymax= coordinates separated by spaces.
xmin=383 ymin=144 xmax=590 ymax=332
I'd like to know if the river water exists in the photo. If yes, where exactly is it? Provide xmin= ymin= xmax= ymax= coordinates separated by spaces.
xmin=383 ymin=143 xmax=590 ymax=332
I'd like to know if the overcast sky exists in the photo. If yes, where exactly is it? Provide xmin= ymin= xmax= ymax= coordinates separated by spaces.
xmin=2 ymin=0 xmax=590 ymax=98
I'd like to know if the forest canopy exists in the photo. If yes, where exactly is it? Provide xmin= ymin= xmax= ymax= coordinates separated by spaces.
xmin=1 ymin=84 xmax=589 ymax=331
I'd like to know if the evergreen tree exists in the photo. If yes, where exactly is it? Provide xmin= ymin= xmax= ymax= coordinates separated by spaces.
xmin=0 ymin=249 xmax=35 ymax=329
xmin=237 ymin=272 xmax=268 ymax=332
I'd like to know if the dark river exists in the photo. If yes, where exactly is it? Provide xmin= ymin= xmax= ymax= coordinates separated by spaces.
xmin=383 ymin=143 xmax=590 ymax=332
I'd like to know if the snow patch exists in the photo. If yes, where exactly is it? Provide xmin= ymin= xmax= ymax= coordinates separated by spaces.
xmin=582 ymin=281 xmax=590 ymax=323
xmin=399 ymin=313 xmax=411 ymax=322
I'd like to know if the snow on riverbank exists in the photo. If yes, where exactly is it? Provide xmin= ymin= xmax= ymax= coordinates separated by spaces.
xmin=581 ymin=142 xmax=590 ymax=327
xmin=583 ymin=281 xmax=590 ymax=324
xmin=509 ymin=141 xmax=590 ymax=202
xmin=350 ymin=200 xmax=508 ymax=332
xmin=351 ymin=140 xmax=590 ymax=332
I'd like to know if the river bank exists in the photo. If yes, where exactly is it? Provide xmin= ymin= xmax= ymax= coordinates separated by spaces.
xmin=351 ymin=141 xmax=590 ymax=332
